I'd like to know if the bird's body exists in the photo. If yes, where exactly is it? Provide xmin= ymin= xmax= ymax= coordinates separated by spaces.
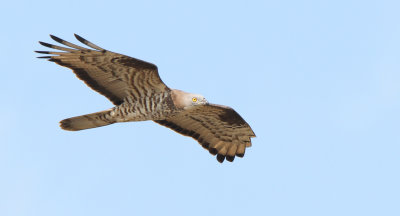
xmin=112 ymin=91 xmax=175 ymax=122
xmin=37 ymin=34 xmax=255 ymax=163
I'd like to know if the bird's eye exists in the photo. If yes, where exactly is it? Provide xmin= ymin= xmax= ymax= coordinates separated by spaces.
xmin=192 ymin=97 xmax=197 ymax=102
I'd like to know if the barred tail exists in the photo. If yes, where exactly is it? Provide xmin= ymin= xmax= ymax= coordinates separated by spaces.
xmin=60 ymin=109 xmax=115 ymax=131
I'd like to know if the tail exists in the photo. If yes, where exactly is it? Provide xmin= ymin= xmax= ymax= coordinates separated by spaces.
xmin=60 ymin=109 xmax=115 ymax=131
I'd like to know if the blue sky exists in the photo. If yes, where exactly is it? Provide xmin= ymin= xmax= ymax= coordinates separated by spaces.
xmin=1 ymin=0 xmax=399 ymax=215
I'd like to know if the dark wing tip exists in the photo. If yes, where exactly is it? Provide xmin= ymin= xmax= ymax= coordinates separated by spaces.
xmin=49 ymin=34 xmax=65 ymax=44
xmin=216 ymin=154 xmax=225 ymax=163
xmin=74 ymin=33 xmax=85 ymax=42
xmin=209 ymin=148 xmax=218 ymax=155
xmin=236 ymin=153 xmax=245 ymax=158
xmin=35 ymin=51 xmax=50 ymax=54
xmin=201 ymin=141 xmax=209 ymax=149
xmin=35 ymin=50 xmax=52 ymax=58
xmin=226 ymin=155 xmax=235 ymax=162
xmin=74 ymin=33 xmax=105 ymax=51
xmin=38 ymin=41 xmax=53 ymax=48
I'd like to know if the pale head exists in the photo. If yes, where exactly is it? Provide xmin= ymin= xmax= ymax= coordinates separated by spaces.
xmin=171 ymin=89 xmax=208 ymax=109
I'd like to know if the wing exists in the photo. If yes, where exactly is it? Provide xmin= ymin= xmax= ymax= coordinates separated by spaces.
xmin=155 ymin=104 xmax=256 ymax=163
xmin=36 ymin=34 xmax=169 ymax=105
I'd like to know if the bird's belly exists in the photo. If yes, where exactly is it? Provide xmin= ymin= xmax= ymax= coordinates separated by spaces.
xmin=111 ymin=100 xmax=176 ymax=122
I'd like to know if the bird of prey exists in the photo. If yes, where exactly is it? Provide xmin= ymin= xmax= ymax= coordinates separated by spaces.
xmin=36 ymin=34 xmax=256 ymax=163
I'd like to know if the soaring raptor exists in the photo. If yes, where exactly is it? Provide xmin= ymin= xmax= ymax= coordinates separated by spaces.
xmin=36 ymin=34 xmax=256 ymax=163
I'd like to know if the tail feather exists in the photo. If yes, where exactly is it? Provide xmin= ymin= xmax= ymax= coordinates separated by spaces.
xmin=60 ymin=109 xmax=115 ymax=131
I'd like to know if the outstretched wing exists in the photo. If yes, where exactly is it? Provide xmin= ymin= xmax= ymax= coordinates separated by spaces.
xmin=155 ymin=104 xmax=256 ymax=163
xmin=36 ymin=34 xmax=169 ymax=105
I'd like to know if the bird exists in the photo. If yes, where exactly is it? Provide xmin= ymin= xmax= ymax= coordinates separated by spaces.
xmin=36 ymin=34 xmax=256 ymax=163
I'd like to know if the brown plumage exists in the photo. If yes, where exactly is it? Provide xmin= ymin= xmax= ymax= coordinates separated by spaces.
xmin=36 ymin=34 xmax=256 ymax=163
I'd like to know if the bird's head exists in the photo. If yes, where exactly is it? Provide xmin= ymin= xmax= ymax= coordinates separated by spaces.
xmin=188 ymin=94 xmax=208 ymax=106
xmin=171 ymin=89 xmax=208 ymax=109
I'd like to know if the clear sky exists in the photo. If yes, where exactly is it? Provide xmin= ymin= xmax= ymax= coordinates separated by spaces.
xmin=1 ymin=0 xmax=399 ymax=215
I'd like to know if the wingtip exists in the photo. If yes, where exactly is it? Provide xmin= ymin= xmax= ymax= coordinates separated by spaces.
xmin=73 ymin=33 xmax=105 ymax=51
xmin=226 ymin=155 xmax=235 ymax=162
xmin=50 ymin=34 xmax=64 ymax=43
xmin=35 ymin=50 xmax=50 ymax=54
xmin=216 ymin=154 xmax=225 ymax=163
xmin=236 ymin=153 xmax=245 ymax=158
xmin=74 ymin=33 xmax=85 ymax=42
xmin=209 ymin=148 xmax=218 ymax=155
xmin=38 ymin=41 xmax=53 ymax=48
xmin=35 ymin=49 xmax=52 ymax=59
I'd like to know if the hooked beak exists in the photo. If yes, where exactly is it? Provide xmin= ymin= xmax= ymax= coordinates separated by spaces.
xmin=202 ymin=98 xmax=209 ymax=105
